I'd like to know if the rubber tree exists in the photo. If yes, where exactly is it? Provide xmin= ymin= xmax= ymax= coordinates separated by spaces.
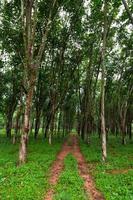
xmin=100 ymin=0 xmax=108 ymax=162
xmin=19 ymin=0 xmax=57 ymax=164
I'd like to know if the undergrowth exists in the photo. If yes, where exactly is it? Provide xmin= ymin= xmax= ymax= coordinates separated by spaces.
xmin=0 ymin=136 xmax=62 ymax=200
xmin=54 ymin=154 xmax=87 ymax=200
xmin=80 ymin=135 xmax=133 ymax=200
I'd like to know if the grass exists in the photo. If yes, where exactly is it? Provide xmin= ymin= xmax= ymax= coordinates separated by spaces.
xmin=80 ymin=135 xmax=133 ymax=200
xmin=1 ymin=131 xmax=133 ymax=200
xmin=54 ymin=154 xmax=87 ymax=200
xmin=0 ymin=136 xmax=62 ymax=200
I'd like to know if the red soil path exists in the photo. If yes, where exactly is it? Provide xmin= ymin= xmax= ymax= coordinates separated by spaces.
xmin=44 ymin=135 xmax=105 ymax=200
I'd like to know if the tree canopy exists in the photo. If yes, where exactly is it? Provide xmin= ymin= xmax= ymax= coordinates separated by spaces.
xmin=0 ymin=0 xmax=133 ymax=163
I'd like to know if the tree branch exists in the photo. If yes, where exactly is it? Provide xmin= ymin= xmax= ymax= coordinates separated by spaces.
xmin=36 ymin=0 xmax=57 ymax=66
xmin=122 ymin=0 xmax=133 ymax=26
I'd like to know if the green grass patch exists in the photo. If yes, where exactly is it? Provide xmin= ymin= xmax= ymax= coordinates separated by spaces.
xmin=80 ymin=135 xmax=133 ymax=200
xmin=0 ymin=137 xmax=62 ymax=200
xmin=54 ymin=154 xmax=87 ymax=200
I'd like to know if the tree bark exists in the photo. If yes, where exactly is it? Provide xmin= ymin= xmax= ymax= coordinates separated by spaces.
xmin=128 ymin=123 xmax=132 ymax=140
xmin=6 ymin=116 xmax=13 ymax=138
xmin=6 ymin=97 xmax=17 ymax=138
xmin=120 ymin=102 xmax=128 ymax=145
xmin=121 ymin=118 xmax=126 ymax=145
xmin=13 ymin=104 xmax=22 ymax=144
xmin=122 ymin=0 xmax=133 ymax=25
xmin=34 ymin=112 xmax=41 ymax=139
xmin=101 ymin=0 xmax=108 ymax=162
xmin=18 ymin=0 xmax=57 ymax=164
xmin=19 ymin=74 xmax=35 ymax=164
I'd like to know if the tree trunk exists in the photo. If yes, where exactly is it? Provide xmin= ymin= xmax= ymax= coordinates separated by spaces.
xmin=18 ymin=0 xmax=57 ymax=164
xmin=13 ymin=104 xmax=22 ymax=144
xmin=101 ymin=93 xmax=107 ymax=161
xmin=120 ymin=101 xmax=128 ymax=145
xmin=44 ymin=113 xmax=52 ymax=139
xmin=6 ymin=116 xmax=12 ymax=138
xmin=34 ymin=112 xmax=41 ymax=139
xmin=42 ymin=115 xmax=45 ymax=138
xmin=120 ymin=113 xmax=126 ymax=145
xmin=121 ymin=119 xmax=126 ymax=145
xmin=101 ymin=0 xmax=108 ymax=162
xmin=48 ymin=96 xmax=56 ymax=144
xmin=128 ymin=123 xmax=132 ymax=140
xmin=57 ymin=111 xmax=62 ymax=134
xmin=6 ymin=100 xmax=17 ymax=138
xmin=19 ymin=79 xmax=35 ymax=164
xmin=122 ymin=0 xmax=133 ymax=25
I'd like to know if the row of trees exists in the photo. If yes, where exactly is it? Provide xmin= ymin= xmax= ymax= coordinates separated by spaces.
xmin=0 ymin=0 xmax=132 ymax=164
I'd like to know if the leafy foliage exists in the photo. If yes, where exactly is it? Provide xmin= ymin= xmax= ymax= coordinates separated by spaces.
xmin=0 ymin=136 xmax=62 ymax=200
xmin=80 ymin=136 xmax=133 ymax=200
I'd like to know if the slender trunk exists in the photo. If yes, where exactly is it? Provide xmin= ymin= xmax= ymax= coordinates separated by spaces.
xmin=42 ymin=115 xmax=45 ymax=137
xmin=30 ymin=118 xmax=34 ymax=135
xmin=98 ymin=104 xmax=101 ymax=139
xmin=48 ymin=97 xmax=56 ymax=144
xmin=122 ymin=0 xmax=133 ymax=25
xmin=77 ymin=109 xmax=81 ymax=136
xmin=82 ymin=90 xmax=88 ymax=143
xmin=101 ymin=0 xmax=108 ymax=162
xmin=121 ymin=119 xmax=126 ymax=145
xmin=44 ymin=123 xmax=49 ymax=139
xmin=19 ymin=78 xmax=35 ymax=164
xmin=84 ymin=114 xmax=88 ymax=143
xmin=34 ymin=112 xmax=41 ymax=139
xmin=6 ymin=102 xmax=17 ymax=138
xmin=58 ymin=111 xmax=62 ymax=134
xmin=54 ymin=115 xmax=57 ymax=135
xmin=44 ymin=113 xmax=52 ymax=139
xmin=48 ymin=132 xmax=52 ymax=145
xmin=120 ymin=114 xmax=126 ymax=145
xmin=6 ymin=117 xmax=12 ymax=138
xmin=128 ymin=123 xmax=132 ymax=140
xmin=120 ymin=102 xmax=128 ymax=145
xmin=101 ymin=93 xmax=107 ymax=161
xmin=62 ymin=112 xmax=66 ymax=137
xmin=13 ymin=105 xmax=22 ymax=144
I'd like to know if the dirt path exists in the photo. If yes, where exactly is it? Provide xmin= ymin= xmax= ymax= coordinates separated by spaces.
xmin=44 ymin=135 xmax=105 ymax=200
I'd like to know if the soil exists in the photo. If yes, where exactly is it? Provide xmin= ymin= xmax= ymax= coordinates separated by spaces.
xmin=44 ymin=135 xmax=105 ymax=200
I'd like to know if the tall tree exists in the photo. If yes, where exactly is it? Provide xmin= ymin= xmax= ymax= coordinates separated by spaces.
xmin=19 ymin=0 xmax=57 ymax=164
xmin=101 ymin=0 xmax=108 ymax=162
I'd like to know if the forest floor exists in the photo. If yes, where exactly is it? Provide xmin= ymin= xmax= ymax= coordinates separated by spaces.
xmin=0 ymin=132 xmax=133 ymax=200
xmin=45 ymin=135 xmax=104 ymax=200
xmin=80 ymin=136 xmax=133 ymax=200
xmin=0 ymin=136 xmax=62 ymax=200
